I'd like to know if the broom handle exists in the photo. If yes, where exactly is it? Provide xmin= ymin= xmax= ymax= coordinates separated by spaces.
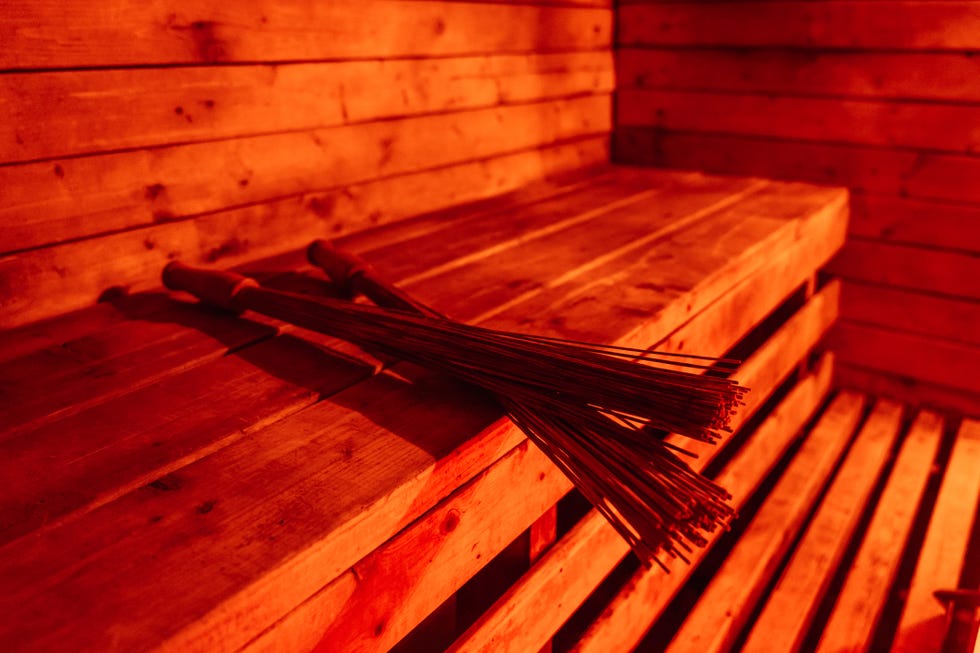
xmin=161 ymin=261 xmax=258 ymax=311
xmin=307 ymin=239 xmax=443 ymax=318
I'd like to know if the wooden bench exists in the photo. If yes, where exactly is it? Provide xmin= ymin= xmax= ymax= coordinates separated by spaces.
xmin=1 ymin=166 xmax=974 ymax=652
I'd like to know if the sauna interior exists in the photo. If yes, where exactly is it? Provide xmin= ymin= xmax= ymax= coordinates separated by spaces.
xmin=1 ymin=2 xmax=978 ymax=652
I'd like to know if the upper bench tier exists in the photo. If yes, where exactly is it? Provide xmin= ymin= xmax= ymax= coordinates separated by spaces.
xmin=0 ymin=167 xmax=848 ymax=651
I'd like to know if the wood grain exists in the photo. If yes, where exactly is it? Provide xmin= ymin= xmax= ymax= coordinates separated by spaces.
xmin=816 ymin=409 xmax=944 ymax=653
xmin=829 ymin=239 xmax=980 ymax=301
xmin=849 ymin=194 xmax=980 ymax=252
xmin=0 ymin=1 xmax=612 ymax=69
xmin=288 ymin=439 xmax=572 ymax=653
xmin=664 ymin=391 xmax=869 ymax=653
xmin=740 ymin=399 xmax=905 ymax=653
xmin=0 ymin=136 xmax=609 ymax=328
xmin=891 ymin=418 xmax=980 ymax=653
xmin=0 ymin=301 xmax=273 ymax=435
xmin=0 ymin=94 xmax=609 ymax=256
xmin=615 ymin=128 xmax=980 ymax=206
xmin=241 ymin=172 xmax=845 ymax=653
xmin=0 ymin=335 xmax=374 ymax=546
xmin=1 ymin=51 xmax=613 ymax=165
xmin=613 ymin=1 xmax=980 ymax=406
xmin=836 ymin=363 xmax=980 ymax=418
xmin=0 ymin=170 xmax=849 ymax=652
xmin=573 ymin=359 xmax=845 ymax=653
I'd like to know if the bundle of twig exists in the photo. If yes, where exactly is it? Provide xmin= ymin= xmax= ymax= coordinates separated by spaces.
xmin=162 ymin=249 xmax=746 ymax=568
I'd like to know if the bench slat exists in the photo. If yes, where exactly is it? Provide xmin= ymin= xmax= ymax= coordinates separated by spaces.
xmin=891 ymin=418 xmax=980 ymax=653
xmin=0 ymin=303 xmax=274 ymax=436
xmin=664 ymin=391 xmax=872 ymax=653
xmin=451 ymin=352 xmax=835 ymax=653
xmin=401 ymin=175 xmax=767 ymax=323
xmin=816 ymin=409 xmax=944 ymax=653
xmin=251 ymin=437 xmax=573 ymax=653
xmin=480 ymin=183 xmax=845 ymax=340
xmin=740 ymin=399 xmax=906 ymax=652
xmin=574 ymin=372 xmax=859 ymax=653
xmin=0 ymin=335 xmax=374 ymax=546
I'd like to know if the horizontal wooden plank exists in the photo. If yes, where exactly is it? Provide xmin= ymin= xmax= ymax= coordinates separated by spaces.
xmin=840 ymin=280 xmax=980 ymax=346
xmin=830 ymin=239 xmax=980 ymax=300
xmin=619 ymin=2 xmax=980 ymax=50
xmin=616 ymin=48 xmax=980 ymax=103
xmin=0 ymin=135 xmax=609 ymax=329
xmin=816 ymin=409 xmax=943 ymax=653
xmin=0 ymin=363 xmax=514 ymax=653
xmin=836 ymin=363 xmax=980 ymax=418
xmin=0 ymin=334 xmax=374 ymax=545
xmin=850 ymin=193 xmax=980 ymax=252
xmin=617 ymin=89 xmax=980 ymax=154
xmin=741 ymin=399 xmax=904 ymax=653
xmin=575 ymin=363 xmax=850 ymax=653
xmin=350 ymin=173 xmax=679 ymax=286
xmin=891 ymin=418 xmax=980 ymax=653
xmin=0 ymin=302 xmax=271 ymax=437
xmin=0 ymin=158 xmax=608 ymax=362
xmin=614 ymin=128 xmax=980 ymax=205
xmin=1 ymin=51 xmax=613 ymax=165
xmin=394 ymin=174 xmax=769 ymax=323
xmin=0 ymin=1 xmax=612 ymax=69
xmin=246 ymin=439 xmax=572 ymax=653
xmin=474 ymin=181 xmax=847 ymax=342
xmin=831 ymin=320 xmax=980 ymax=395
xmin=0 ymin=94 xmax=610 ymax=256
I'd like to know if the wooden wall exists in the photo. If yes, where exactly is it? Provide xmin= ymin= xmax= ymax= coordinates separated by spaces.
xmin=0 ymin=0 xmax=613 ymax=328
xmin=615 ymin=0 xmax=980 ymax=415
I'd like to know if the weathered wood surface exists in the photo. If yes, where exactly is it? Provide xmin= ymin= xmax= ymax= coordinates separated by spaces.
xmin=0 ymin=134 xmax=609 ymax=329
xmin=816 ymin=410 xmax=943 ymax=653
xmin=0 ymin=2 xmax=612 ymax=69
xmin=614 ymin=0 xmax=980 ymax=410
xmin=0 ymin=95 xmax=609 ymax=255
xmin=891 ymin=418 xmax=980 ymax=653
xmin=740 ymin=399 xmax=905 ymax=652
xmin=575 ymin=367 xmax=852 ymax=653
xmin=0 ymin=170 xmax=849 ymax=652
xmin=1 ymin=52 xmax=613 ymax=165
xmin=1 ymin=0 xmax=613 ymax=334
xmin=619 ymin=2 xmax=980 ymax=50
xmin=618 ymin=89 xmax=980 ymax=154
